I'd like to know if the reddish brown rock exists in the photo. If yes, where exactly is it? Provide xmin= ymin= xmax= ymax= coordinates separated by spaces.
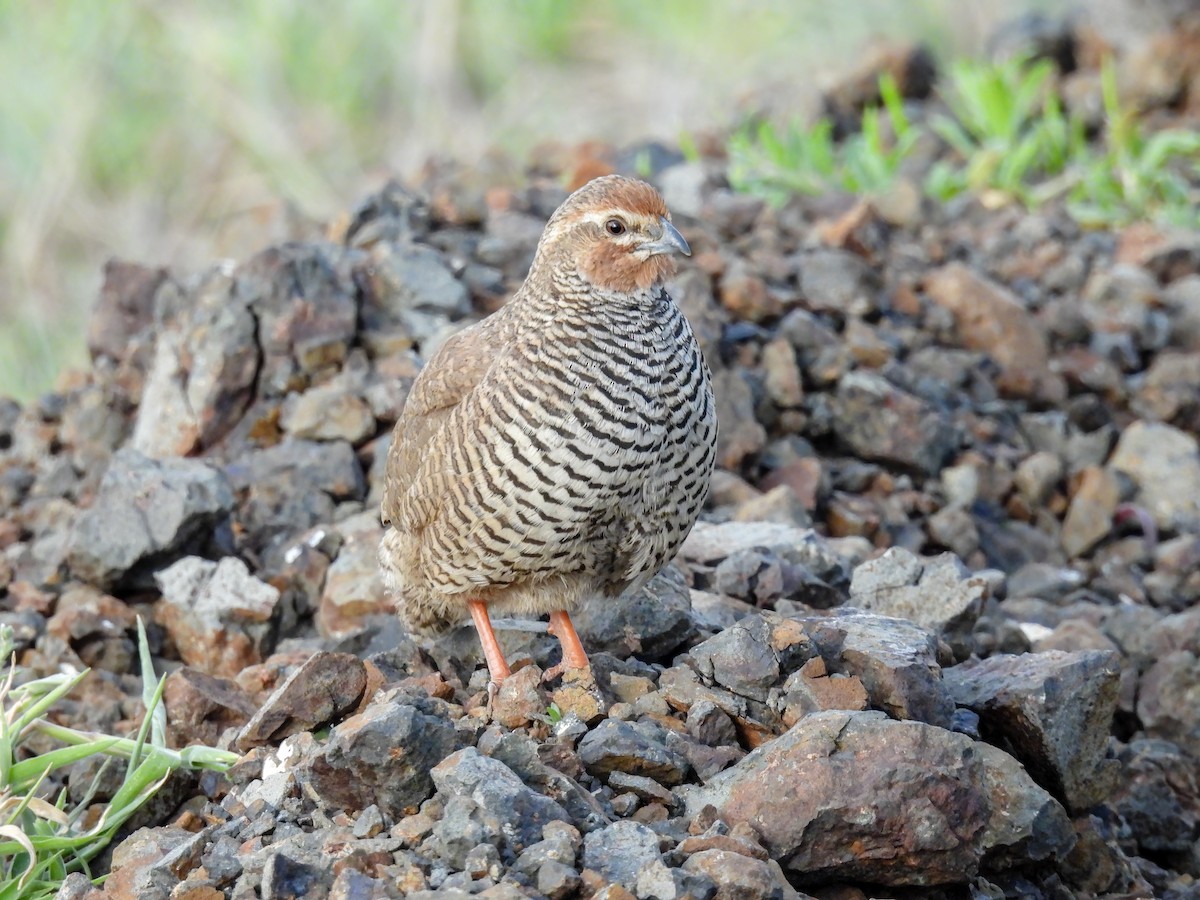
xmin=924 ymin=262 xmax=1065 ymax=404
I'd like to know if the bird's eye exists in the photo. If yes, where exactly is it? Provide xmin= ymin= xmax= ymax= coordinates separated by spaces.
xmin=605 ymin=219 xmax=626 ymax=236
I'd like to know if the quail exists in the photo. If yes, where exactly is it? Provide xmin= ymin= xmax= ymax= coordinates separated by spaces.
xmin=379 ymin=174 xmax=717 ymax=685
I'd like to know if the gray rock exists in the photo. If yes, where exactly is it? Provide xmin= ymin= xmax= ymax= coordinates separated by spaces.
xmin=689 ymin=612 xmax=817 ymax=703
xmin=685 ymin=710 xmax=1073 ymax=886
xmin=574 ymin=564 xmax=697 ymax=661
xmin=800 ymin=611 xmax=956 ymax=728
xmin=581 ymin=820 xmax=663 ymax=893
xmin=636 ymin=859 xmax=717 ymax=900
xmin=944 ymin=650 xmax=1122 ymax=812
xmin=579 ymin=719 xmax=690 ymax=787
xmin=362 ymin=243 xmax=471 ymax=346
xmin=830 ymin=372 xmax=958 ymax=476
xmin=1109 ymin=421 xmax=1200 ymax=533
xmin=682 ymin=849 xmax=807 ymax=900
xmin=797 ymin=248 xmax=880 ymax=317
xmin=711 ymin=368 xmax=767 ymax=471
xmin=317 ymin=510 xmax=389 ymax=639
xmin=66 ymin=448 xmax=233 ymax=589
xmin=154 ymin=556 xmax=280 ymax=678
xmin=430 ymin=748 xmax=570 ymax=859
xmin=1137 ymin=650 xmax=1200 ymax=758
xmin=1111 ymin=739 xmax=1200 ymax=855
xmin=307 ymin=699 xmax=457 ymax=818
xmin=131 ymin=269 xmax=258 ymax=458
xmin=848 ymin=548 xmax=987 ymax=639
xmin=224 ymin=439 xmax=365 ymax=553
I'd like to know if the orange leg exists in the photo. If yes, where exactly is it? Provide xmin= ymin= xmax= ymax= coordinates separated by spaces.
xmin=545 ymin=609 xmax=591 ymax=680
xmin=468 ymin=599 xmax=511 ymax=684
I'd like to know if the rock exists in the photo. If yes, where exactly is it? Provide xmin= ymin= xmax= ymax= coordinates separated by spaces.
xmin=848 ymin=548 xmax=987 ymax=640
xmin=164 ymin=667 xmax=257 ymax=747
xmin=87 ymin=259 xmax=169 ymax=370
xmin=1134 ymin=350 xmax=1200 ymax=429
xmin=1109 ymin=421 xmax=1200 ymax=533
xmin=491 ymin=664 xmax=547 ymax=730
xmin=1110 ymin=738 xmax=1200 ymax=855
xmin=685 ymin=710 xmax=1073 ymax=886
xmin=581 ymin=821 xmax=663 ymax=893
xmin=307 ymin=699 xmax=457 ymax=818
xmin=280 ymin=380 xmax=375 ymax=444
xmin=800 ymin=611 xmax=955 ymax=728
xmin=578 ymin=719 xmax=690 ymax=787
xmin=830 ymin=372 xmax=958 ymax=476
xmin=924 ymin=262 xmax=1065 ymax=403
xmin=1137 ymin=650 xmax=1200 ymax=758
xmin=155 ymin=557 xmax=281 ymax=678
xmin=1013 ymin=451 xmax=1064 ymax=508
xmin=688 ymin=613 xmax=816 ymax=704
xmin=711 ymin=369 xmax=767 ymax=470
xmin=224 ymin=439 xmax=365 ymax=553
xmin=778 ymin=656 xmax=870 ymax=726
xmin=718 ymin=259 xmax=778 ymax=322
xmin=760 ymin=338 xmax=804 ymax=408
xmin=317 ymin=511 xmax=391 ymax=638
xmin=430 ymin=748 xmax=570 ymax=858
xmin=573 ymin=564 xmax=697 ymax=661
xmin=1060 ymin=466 xmax=1121 ymax=558
xmin=944 ymin=650 xmax=1121 ymax=812
xmin=66 ymin=449 xmax=233 ymax=590
xmin=362 ymin=243 xmax=471 ymax=346
xmin=235 ymin=651 xmax=368 ymax=751
xmin=797 ymin=249 xmax=880 ymax=317
xmin=682 ymin=849 xmax=806 ymax=900
xmin=131 ymin=271 xmax=258 ymax=458
xmin=686 ymin=700 xmax=739 ymax=747
xmin=45 ymin=583 xmax=137 ymax=671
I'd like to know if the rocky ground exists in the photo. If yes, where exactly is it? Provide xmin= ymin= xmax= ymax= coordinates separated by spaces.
xmin=5 ymin=12 xmax=1200 ymax=900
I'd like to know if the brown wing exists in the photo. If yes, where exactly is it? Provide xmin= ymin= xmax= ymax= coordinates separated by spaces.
xmin=380 ymin=312 xmax=511 ymax=528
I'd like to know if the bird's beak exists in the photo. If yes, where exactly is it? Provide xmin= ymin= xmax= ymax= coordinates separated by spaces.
xmin=645 ymin=217 xmax=691 ymax=257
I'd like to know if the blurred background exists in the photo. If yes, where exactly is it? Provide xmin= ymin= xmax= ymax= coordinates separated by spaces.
xmin=0 ymin=0 xmax=1095 ymax=402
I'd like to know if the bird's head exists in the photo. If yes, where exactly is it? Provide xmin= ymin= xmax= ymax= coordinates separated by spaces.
xmin=536 ymin=175 xmax=691 ymax=294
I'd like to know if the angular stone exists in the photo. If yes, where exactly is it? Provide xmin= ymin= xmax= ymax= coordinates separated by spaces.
xmin=1060 ymin=466 xmax=1120 ymax=558
xmin=830 ymin=372 xmax=958 ymax=476
xmin=573 ymin=564 xmax=697 ymax=661
xmin=1137 ymin=650 xmax=1200 ymax=758
xmin=317 ymin=511 xmax=390 ymax=639
xmin=800 ymin=611 xmax=955 ymax=728
xmin=280 ymin=381 xmax=375 ymax=444
xmin=155 ymin=557 xmax=280 ymax=678
xmin=1109 ymin=421 xmax=1200 ymax=532
xmin=682 ymin=849 xmax=807 ymax=900
xmin=164 ymin=667 xmax=257 ymax=748
xmin=579 ymin=719 xmax=690 ymax=786
xmin=581 ymin=821 xmax=663 ymax=894
xmin=235 ymin=651 xmax=368 ymax=751
xmin=67 ymin=449 xmax=233 ymax=590
xmin=924 ymin=262 xmax=1065 ymax=403
xmin=307 ymin=700 xmax=457 ymax=818
xmin=224 ymin=439 xmax=365 ymax=553
xmin=944 ymin=650 xmax=1122 ymax=812
xmin=131 ymin=268 xmax=259 ymax=458
xmin=711 ymin=369 xmax=767 ymax=470
xmin=431 ymin=748 xmax=570 ymax=854
xmin=686 ymin=710 xmax=1073 ymax=886
xmin=849 ymin=548 xmax=987 ymax=639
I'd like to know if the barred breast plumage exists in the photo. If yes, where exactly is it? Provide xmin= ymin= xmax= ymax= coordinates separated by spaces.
xmin=379 ymin=175 xmax=717 ymax=683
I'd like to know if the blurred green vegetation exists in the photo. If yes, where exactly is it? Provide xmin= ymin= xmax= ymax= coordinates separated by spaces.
xmin=0 ymin=0 xmax=1061 ymax=402
xmin=729 ymin=56 xmax=1200 ymax=227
